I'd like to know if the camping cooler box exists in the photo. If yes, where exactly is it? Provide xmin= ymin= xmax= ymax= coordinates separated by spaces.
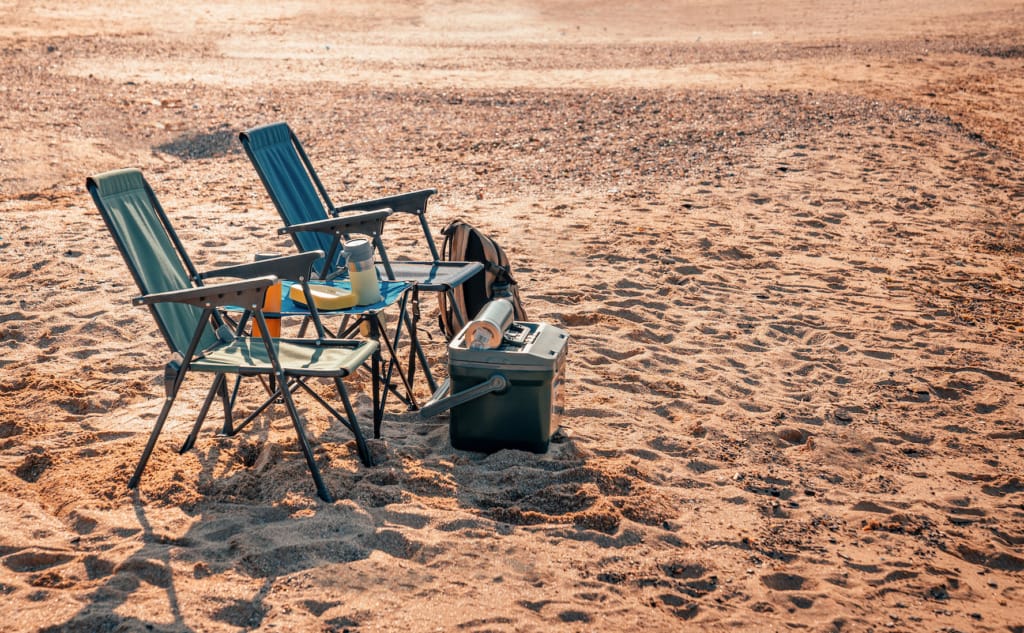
xmin=422 ymin=317 xmax=568 ymax=453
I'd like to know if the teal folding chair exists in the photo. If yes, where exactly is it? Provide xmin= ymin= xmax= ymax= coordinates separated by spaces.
xmin=239 ymin=122 xmax=461 ymax=404
xmin=87 ymin=168 xmax=379 ymax=502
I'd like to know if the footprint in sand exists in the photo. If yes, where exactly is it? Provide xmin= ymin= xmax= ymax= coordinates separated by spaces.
xmin=981 ymin=476 xmax=1024 ymax=497
xmin=954 ymin=544 xmax=1024 ymax=572
xmin=761 ymin=571 xmax=811 ymax=591
xmin=211 ymin=599 xmax=267 ymax=629
xmin=0 ymin=420 xmax=25 ymax=439
xmin=14 ymin=453 xmax=52 ymax=483
xmin=83 ymin=554 xmax=116 ymax=580
xmin=559 ymin=312 xmax=600 ymax=327
xmin=115 ymin=557 xmax=173 ymax=588
xmin=3 ymin=549 xmax=74 ymax=574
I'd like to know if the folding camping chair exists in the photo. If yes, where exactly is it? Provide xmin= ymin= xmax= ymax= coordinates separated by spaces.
xmin=87 ymin=168 xmax=380 ymax=502
xmin=238 ymin=121 xmax=484 ymax=334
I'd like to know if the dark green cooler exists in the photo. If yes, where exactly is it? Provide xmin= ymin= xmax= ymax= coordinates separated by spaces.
xmin=423 ymin=320 xmax=568 ymax=453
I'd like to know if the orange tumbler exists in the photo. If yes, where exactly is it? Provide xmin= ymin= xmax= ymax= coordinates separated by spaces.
xmin=252 ymin=254 xmax=282 ymax=338
xmin=253 ymin=281 xmax=281 ymax=337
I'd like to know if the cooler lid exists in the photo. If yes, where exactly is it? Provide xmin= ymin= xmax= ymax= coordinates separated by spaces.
xmin=449 ymin=321 xmax=568 ymax=369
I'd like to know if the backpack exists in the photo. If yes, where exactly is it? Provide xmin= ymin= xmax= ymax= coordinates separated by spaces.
xmin=439 ymin=220 xmax=528 ymax=339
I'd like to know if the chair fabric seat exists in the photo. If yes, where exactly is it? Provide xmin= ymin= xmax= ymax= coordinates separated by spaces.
xmin=192 ymin=338 xmax=377 ymax=377
xmin=381 ymin=261 xmax=483 ymax=292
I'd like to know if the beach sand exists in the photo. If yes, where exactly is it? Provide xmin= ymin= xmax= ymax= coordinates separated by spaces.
xmin=1 ymin=1 xmax=1023 ymax=630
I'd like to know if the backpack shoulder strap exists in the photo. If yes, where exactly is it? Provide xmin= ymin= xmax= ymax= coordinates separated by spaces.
xmin=438 ymin=220 xmax=474 ymax=338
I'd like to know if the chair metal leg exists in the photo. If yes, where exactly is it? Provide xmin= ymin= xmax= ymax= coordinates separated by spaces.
xmin=331 ymin=290 xmax=426 ymax=415
xmin=381 ymin=329 xmax=414 ymax=412
xmin=372 ymin=345 xmax=382 ymax=439
xmin=181 ymin=373 xmax=225 ymax=453
xmin=348 ymin=310 xmax=409 ymax=415
xmin=292 ymin=375 xmax=373 ymax=467
xmin=276 ymin=372 xmax=333 ymax=502
xmin=128 ymin=394 xmax=176 ymax=489
xmin=251 ymin=309 xmax=334 ymax=502
xmin=412 ymin=323 xmax=436 ymax=394
xmin=405 ymin=311 xmax=418 ymax=401
xmin=219 ymin=375 xmax=233 ymax=434
xmin=336 ymin=377 xmax=373 ymax=467
xmin=375 ymin=287 xmax=418 ymax=409
xmin=130 ymin=307 xmax=210 ymax=491
xmin=231 ymin=378 xmax=300 ymax=436
xmin=395 ymin=286 xmax=436 ymax=396
xmin=228 ymin=374 xmax=242 ymax=414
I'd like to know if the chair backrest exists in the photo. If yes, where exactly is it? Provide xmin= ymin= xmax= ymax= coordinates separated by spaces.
xmin=239 ymin=122 xmax=340 ymax=273
xmin=86 ymin=168 xmax=218 ymax=356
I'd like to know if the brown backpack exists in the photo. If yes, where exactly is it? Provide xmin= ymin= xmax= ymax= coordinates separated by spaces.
xmin=438 ymin=220 xmax=528 ymax=339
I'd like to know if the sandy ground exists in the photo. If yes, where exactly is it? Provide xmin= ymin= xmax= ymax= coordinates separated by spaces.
xmin=2 ymin=1 xmax=1024 ymax=631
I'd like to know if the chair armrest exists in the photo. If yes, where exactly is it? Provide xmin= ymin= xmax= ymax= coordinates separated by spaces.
xmin=133 ymin=276 xmax=278 ymax=309
xmin=276 ymin=337 xmax=374 ymax=351
xmin=334 ymin=189 xmax=436 ymax=215
xmin=198 ymin=251 xmax=322 ymax=283
xmin=278 ymin=210 xmax=391 ymax=236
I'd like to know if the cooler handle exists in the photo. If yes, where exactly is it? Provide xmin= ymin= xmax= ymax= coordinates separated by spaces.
xmin=419 ymin=374 xmax=508 ymax=418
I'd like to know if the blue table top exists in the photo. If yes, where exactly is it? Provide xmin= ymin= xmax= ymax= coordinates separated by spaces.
xmin=224 ymin=279 xmax=411 ymax=317
xmin=278 ymin=279 xmax=410 ymax=316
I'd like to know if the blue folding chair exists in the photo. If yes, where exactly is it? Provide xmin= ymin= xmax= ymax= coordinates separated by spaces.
xmin=239 ymin=122 xmax=459 ymax=408
xmin=238 ymin=122 xmax=483 ymax=329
